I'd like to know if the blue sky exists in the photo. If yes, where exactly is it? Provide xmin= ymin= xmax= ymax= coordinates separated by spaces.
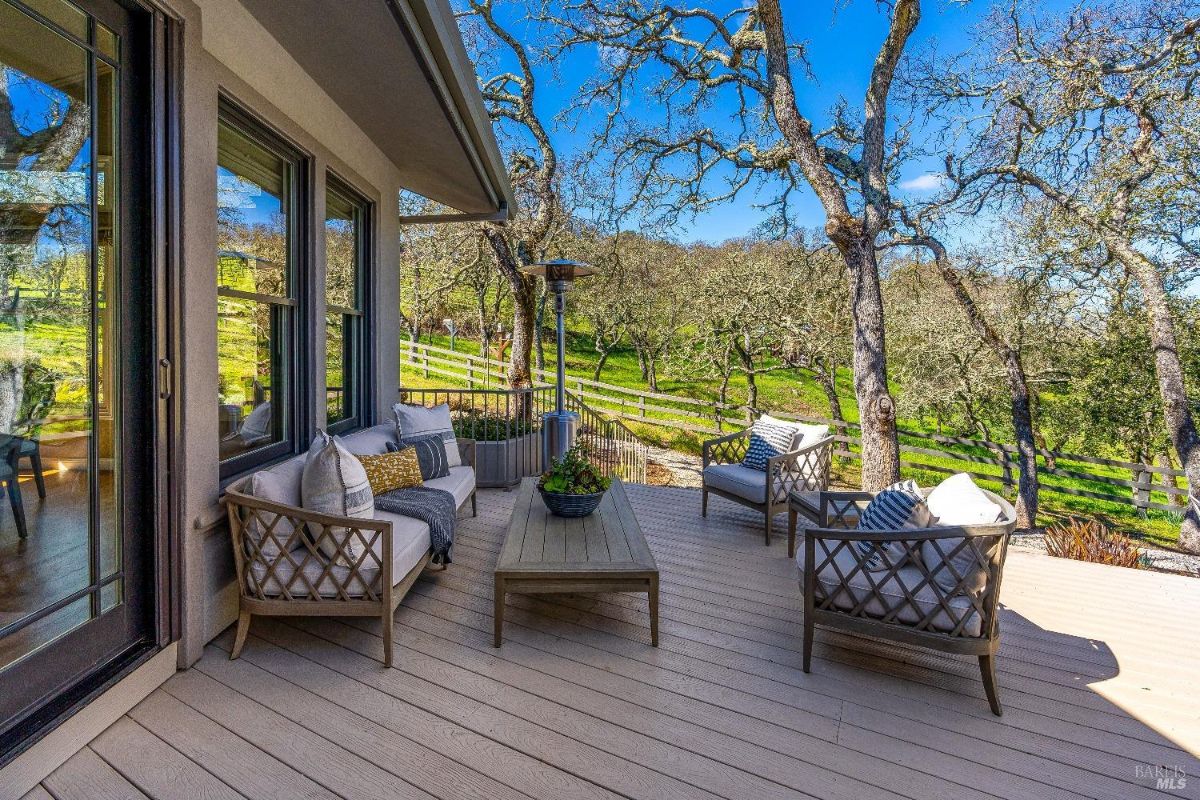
xmin=470 ymin=1 xmax=1011 ymax=244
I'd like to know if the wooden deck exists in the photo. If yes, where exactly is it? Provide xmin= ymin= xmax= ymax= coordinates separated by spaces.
xmin=32 ymin=484 xmax=1200 ymax=800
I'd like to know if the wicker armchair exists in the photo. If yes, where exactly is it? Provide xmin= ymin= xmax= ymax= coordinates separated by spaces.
xmin=701 ymin=429 xmax=833 ymax=545
xmin=224 ymin=436 xmax=476 ymax=667
xmin=799 ymin=489 xmax=1016 ymax=715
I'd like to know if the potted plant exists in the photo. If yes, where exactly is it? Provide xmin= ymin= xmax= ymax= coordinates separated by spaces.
xmin=538 ymin=442 xmax=611 ymax=517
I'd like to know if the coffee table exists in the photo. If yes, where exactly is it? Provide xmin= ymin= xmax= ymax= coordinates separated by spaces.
xmin=494 ymin=477 xmax=659 ymax=647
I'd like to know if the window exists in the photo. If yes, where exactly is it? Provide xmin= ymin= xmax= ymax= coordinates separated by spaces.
xmin=324 ymin=177 xmax=369 ymax=433
xmin=216 ymin=100 xmax=308 ymax=478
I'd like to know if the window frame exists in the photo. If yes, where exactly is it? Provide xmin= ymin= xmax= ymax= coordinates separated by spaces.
xmin=216 ymin=95 xmax=312 ymax=481
xmin=323 ymin=172 xmax=373 ymax=436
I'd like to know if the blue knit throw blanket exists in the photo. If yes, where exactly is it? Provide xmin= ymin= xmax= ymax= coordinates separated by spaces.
xmin=374 ymin=486 xmax=457 ymax=564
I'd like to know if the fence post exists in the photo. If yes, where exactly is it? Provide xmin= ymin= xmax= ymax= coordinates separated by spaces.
xmin=638 ymin=395 xmax=646 ymax=418
xmin=1131 ymin=464 xmax=1151 ymax=517
xmin=997 ymin=447 xmax=1014 ymax=488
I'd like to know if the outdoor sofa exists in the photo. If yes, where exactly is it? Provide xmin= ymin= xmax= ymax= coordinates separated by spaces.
xmin=223 ymin=422 xmax=476 ymax=666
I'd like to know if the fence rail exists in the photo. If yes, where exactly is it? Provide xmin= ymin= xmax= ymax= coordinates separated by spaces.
xmin=401 ymin=340 xmax=1188 ymax=514
xmin=397 ymin=379 xmax=647 ymax=485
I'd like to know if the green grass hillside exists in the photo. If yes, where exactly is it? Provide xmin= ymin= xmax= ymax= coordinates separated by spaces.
xmin=406 ymin=331 xmax=1186 ymax=550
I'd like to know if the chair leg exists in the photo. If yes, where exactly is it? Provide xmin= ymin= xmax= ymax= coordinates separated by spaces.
xmin=383 ymin=607 xmax=395 ymax=668
xmin=30 ymin=445 xmax=46 ymax=500
xmin=230 ymin=610 xmax=251 ymax=660
xmin=471 ymin=491 xmax=477 ymax=518
xmin=788 ymin=509 xmax=797 ymax=559
xmin=979 ymin=654 xmax=1002 ymax=716
xmin=7 ymin=477 xmax=27 ymax=539
xmin=764 ymin=507 xmax=772 ymax=545
xmin=802 ymin=598 xmax=814 ymax=673
xmin=701 ymin=488 xmax=708 ymax=517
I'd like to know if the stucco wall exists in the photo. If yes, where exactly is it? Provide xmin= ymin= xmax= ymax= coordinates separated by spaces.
xmin=165 ymin=0 xmax=404 ymax=666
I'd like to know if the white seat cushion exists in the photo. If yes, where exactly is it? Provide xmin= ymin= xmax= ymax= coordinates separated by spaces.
xmin=796 ymin=543 xmax=982 ymax=636
xmin=423 ymin=466 xmax=475 ymax=508
xmin=704 ymin=463 xmax=772 ymax=504
xmin=249 ymin=510 xmax=430 ymax=598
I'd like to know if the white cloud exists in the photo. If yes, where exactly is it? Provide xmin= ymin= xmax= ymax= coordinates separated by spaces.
xmin=898 ymin=173 xmax=946 ymax=192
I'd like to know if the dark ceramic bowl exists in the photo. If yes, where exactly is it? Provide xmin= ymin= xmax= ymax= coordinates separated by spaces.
xmin=538 ymin=486 xmax=606 ymax=517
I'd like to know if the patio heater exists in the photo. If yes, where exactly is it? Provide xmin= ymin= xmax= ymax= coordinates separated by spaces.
xmin=520 ymin=259 xmax=594 ymax=465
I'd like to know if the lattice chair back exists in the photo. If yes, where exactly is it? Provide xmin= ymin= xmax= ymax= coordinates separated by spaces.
xmin=771 ymin=435 xmax=834 ymax=503
xmin=805 ymin=488 xmax=1016 ymax=641
xmin=226 ymin=482 xmax=392 ymax=603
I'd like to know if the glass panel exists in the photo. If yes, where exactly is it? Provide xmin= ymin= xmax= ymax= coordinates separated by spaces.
xmin=0 ymin=1 xmax=99 ymax=669
xmin=325 ymin=188 xmax=357 ymax=309
xmin=19 ymin=0 xmax=87 ymax=40
xmin=217 ymin=118 xmax=290 ymax=462
xmin=97 ymin=58 xmax=119 ymax=582
xmin=325 ymin=313 xmax=344 ymax=424
xmin=0 ymin=596 xmax=89 ymax=673
xmin=325 ymin=185 xmax=359 ymax=425
xmin=95 ymin=22 xmax=117 ymax=62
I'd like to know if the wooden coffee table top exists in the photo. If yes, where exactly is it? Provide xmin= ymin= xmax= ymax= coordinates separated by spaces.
xmin=496 ymin=478 xmax=658 ymax=578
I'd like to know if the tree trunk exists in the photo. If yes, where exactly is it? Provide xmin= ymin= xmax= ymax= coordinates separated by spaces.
xmin=844 ymin=241 xmax=900 ymax=490
xmin=815 ymin=362 xmax=845 ymax=422
xmin=481 ymin=225 xmax=536 ymax=391
xmin=592 ymin=348 xmax=610 ymax=382
xmin=1108 ymin=240 xmax=1200 ymax=551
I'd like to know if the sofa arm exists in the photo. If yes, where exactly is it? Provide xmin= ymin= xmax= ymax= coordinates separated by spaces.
xmin=702 ymin=428 xmax=750 ymax=467
xmin=457 ymin=437 xmax=477 ymax=468
xmin=225 ymin=488 xmax=394 ymax=603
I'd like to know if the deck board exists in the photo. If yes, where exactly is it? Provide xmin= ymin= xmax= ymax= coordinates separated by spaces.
xmin=47 ymin=484 xmax=1200 ymax=800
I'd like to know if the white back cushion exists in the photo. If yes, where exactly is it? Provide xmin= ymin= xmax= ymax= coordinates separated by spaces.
xmin=757 ymin=414 xmax=828 ymax=449
xmin=926 ymin=473 xmax=1003 ymax=526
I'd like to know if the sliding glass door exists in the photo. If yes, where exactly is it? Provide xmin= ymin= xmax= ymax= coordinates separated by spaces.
xmin=0 ymin=0 xmax=155 ymax=754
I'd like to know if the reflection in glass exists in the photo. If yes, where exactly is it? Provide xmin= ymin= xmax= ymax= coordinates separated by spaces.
xmin=216 ymin=118 xmax=291 ymax=463
xmin=325 ymin=184 xmax=362 ymax=427
xmin=0 ymin=0 xmax=122 ymax=672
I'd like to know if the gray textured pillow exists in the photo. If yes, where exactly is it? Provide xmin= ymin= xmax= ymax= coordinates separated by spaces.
xmin=301 ymin=431 xmax=374 ymax=566
xmin=245 ymin=458 xmax=305 ymax=557
xmin=393 ymin=402 xmax=461 ymax=468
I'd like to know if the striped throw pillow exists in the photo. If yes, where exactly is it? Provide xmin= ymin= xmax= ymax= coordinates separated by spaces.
xmin=742 ymin=418 xmax=798 ymax=471
xmin=855 ymin=479 xmax=930 ymax=570
xmin=301 ymin=432 xmax=375 ymax=567
xmin=388 ymin=435 xmax=449 ymax=480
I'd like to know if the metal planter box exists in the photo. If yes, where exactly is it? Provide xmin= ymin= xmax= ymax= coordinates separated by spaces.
xmin=474 ymin=431 xmax=542 ymax=487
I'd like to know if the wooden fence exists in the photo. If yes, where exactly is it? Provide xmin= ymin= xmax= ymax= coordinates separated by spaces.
xmin=401 ymin=340 xmax=1189 ymax=515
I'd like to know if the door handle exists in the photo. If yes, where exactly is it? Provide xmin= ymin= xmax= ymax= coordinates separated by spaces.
xmin=158 ymin=357 xmax=172 ymax=400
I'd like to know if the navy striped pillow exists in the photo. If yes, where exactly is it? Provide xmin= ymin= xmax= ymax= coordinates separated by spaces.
xmin=743 ymin=419 xmax=797 ymax=471
xmin=855 ymin=479 xmax=929 ymax=570
xmin=387 ymin=435 xmax=449 ymax=480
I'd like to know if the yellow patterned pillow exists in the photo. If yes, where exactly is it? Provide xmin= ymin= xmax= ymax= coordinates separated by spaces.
xmin=356 ymin=449 xmax=423 ymax=495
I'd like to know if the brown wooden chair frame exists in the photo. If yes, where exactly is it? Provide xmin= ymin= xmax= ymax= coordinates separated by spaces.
xmin=701 ymin=429 xmax=833 ymax=544
xmin=224 ymin=438 xmax=476 ymax=667
xmin=800 ymin=488 xmax=1016 ymax=715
